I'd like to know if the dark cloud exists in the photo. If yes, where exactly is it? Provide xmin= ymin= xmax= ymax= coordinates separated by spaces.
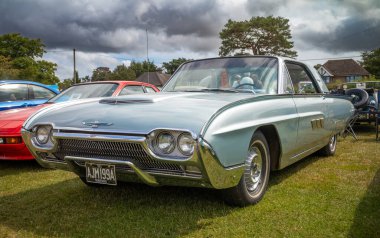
xmin=1 ymin=0 xmax=379 ymax=58
xmin=246 ymin=0 xmax=286 ymax=15
xmin=293 ymin=0 xmax=380 ymax=53
xmin=0 ymin=0 xmax=223 ymax=53
xmin=245 ymin=0 xmax=380 ymax=53
xmin=141 ymin=0 xmax=221 ymax=37
xmin=295 ymin=17 xmax=380 ymax=53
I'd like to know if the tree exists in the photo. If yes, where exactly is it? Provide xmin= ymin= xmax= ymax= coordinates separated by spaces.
xmin=162 ymin=58 xmax=192 ymax=74
xmin=129 ymin=60 xmax=158 ymax=77
xmin=58 ymin=79 xmax=74 ymax=91
xmin=91 ymin=67 xmax=112 ymax=81
xmin=0 ymin=33 xmax=45 ymax=59
xmin=0 ymin=33 xmax=59 ymax=83
xmin=11 ymin=57 xmax=59 ymax=84
xmin=361 ymin=48 xmax=380 ymax=79
xmin=0 ymin=56 xmax=19 ymax=79
xmin=219 ymin=16 xmax=297 ymax=58
xmin=80 ymin=75 xmax=90 ymax=83
xmin=110 ymin=64 xmax=136 ymax=80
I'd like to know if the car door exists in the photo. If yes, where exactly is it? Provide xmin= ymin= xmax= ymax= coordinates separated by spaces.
xmin=285 ymin=61 xmax=331 ymax=152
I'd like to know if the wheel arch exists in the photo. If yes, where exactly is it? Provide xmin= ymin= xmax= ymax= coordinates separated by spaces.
xmin=254 ymin=125 xmax=282 ymax=171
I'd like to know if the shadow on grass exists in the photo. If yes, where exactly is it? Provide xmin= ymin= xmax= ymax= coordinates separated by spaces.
xmin=0 ymin=160 xmax=45 ymax=178
xmin=0 ymin=178 xmax=235 ymax=237
xmin=348 ymin=169 xmax=380 ymax=238
xmin=270 ymin=154 xmax=323 ymax=186
xmin=0 ymin=153 xmax=325 ymax=237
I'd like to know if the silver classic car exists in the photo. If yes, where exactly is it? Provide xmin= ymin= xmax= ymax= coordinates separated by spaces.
xmin=22 ymin=56 xmax=354 ymax=206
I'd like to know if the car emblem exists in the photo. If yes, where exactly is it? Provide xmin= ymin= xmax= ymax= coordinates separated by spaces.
xmin=82 ymin=120 xmax=113 ymax=128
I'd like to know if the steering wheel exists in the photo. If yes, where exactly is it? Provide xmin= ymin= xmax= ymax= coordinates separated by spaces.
xmin=234 ymin=83 xmax=256 ymax=94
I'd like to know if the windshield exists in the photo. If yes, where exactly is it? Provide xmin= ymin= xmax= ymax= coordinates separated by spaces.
xmin=49 ymin=83 xmax=119 ymax=103
xmin=163 ymin=57 xmax=278 ymax=94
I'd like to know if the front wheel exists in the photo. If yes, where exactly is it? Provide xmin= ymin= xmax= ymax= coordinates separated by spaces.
xmin=222 ymin=131 xmax=270 ymax=206
xmin=318 ymin=134 xmax=337 ymax=156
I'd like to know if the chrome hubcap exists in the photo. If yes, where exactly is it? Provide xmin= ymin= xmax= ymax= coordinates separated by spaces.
xmin=329 ymin=135 xmax=336 ymax=152
xmin=245 ymin=144 xmax=264 ymax=193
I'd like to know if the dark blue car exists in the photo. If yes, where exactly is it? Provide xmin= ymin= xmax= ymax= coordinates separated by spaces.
xmin=0 ymin=80 xmax=60 ymax=111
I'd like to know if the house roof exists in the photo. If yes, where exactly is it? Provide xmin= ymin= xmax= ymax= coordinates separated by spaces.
xmin=136 ymin=72 xmax=171 ymax=87
xmin=317 ymin=66 xmax=333 ymax=76
xmin=322 ymin=59 xmax=370 ymax=76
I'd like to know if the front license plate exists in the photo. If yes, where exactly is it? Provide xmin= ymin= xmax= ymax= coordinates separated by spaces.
xmin=85 ymin=162 xmax=117 ymax=185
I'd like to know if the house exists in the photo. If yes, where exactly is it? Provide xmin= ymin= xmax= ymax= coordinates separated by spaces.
xmin=136 ymin=71 xmax=171 ymax=88
xmin=317 ymin=59 xmax=370 ymax=84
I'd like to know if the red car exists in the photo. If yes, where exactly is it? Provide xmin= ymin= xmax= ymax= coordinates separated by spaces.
xmin=0 ymin=81 xmax=159 ymax=160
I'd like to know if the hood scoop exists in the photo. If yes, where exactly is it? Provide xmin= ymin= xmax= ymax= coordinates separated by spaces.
xmin=99 ymin=98 xmax=154 ymax=105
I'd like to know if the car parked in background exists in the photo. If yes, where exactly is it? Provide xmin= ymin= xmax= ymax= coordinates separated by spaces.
xmin=22 ymin=56 xmax=354 ymax=206
xmin=356 ymin=88 xmax=379 ymax=123
xmin=0 ymin=81 xmax=159 ymax=160
xmin=0 ymin=80 xmax=60 ymax=111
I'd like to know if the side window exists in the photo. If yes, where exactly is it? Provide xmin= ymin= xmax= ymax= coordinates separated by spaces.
xmin=29 ymin=85 xmax=56 ymax=100
xmin=145 ymin=87 xmax=157 ymax=93
xmin=0 ymin=84 xmax=28 ymax=102
xmin=118 ymin=86 xmax=144 ymax=96
xmin=285 ymin=63 xmax=318 ymax=94
xmin=283 ymin=66 xmax=294 ymax=94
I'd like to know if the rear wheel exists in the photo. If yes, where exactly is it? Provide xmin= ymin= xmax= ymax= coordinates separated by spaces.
xmin=318 ymin=134 xmax=337 ymax=156
xmin=223 ymin=131 xmax=270 ymax=206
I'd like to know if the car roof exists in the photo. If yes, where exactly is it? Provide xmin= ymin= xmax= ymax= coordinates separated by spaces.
xmin=0 ymin=80 xmax=60 ymax=93
xmin=74 ymin=80 xmax=157 ymax=87
xmin=185 ymin=55 xmax=280 ymax=63
xmin=0 ymin=79 xmax=48 ymax=86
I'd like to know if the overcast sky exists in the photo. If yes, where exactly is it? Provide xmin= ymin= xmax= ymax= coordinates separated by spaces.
xmin=0 ymin=0 xmax=379 ymax=80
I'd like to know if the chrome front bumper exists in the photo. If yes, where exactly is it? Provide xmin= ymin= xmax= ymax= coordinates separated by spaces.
xmin=21 ymin=128 xmax=244 ymax=189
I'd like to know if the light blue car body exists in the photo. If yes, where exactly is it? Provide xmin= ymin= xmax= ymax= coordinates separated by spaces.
xmin=22 ymin=56 xmax=354 ymax=191
xmin=0 ymin=80 xmax=59 ymax=111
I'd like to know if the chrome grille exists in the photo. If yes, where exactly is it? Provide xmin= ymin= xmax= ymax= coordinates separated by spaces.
xmin=54 ymin=139 xmax=183 ymax=173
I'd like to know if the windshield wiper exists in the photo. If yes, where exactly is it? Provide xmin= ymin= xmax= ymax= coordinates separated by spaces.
xmin=168 ymin=88 xmax=252 ymax=93
xmin=200 ymin=88 xmax=239 ymax=93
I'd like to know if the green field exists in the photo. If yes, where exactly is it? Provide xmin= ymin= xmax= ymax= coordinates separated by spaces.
xmin=1 ymin=126 xmax=379 ymax=238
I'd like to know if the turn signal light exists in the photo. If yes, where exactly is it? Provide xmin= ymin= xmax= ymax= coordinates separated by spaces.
xmin=4 ymin=137 xmax=22 ymax=144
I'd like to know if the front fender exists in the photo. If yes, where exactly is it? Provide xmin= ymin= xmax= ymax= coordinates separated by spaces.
xmin=201 ymin=95 xmax=298 ymax=167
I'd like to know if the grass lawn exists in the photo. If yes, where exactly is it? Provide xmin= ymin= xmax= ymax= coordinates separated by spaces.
xmin=0 ymin=126 xmax=379 ymax=238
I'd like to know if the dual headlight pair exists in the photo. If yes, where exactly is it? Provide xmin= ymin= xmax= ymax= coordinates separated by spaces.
xmin=152 ymin=131 xmax=195 ymax=157
xmin=33 ymin=125 xmax=196 ymax=158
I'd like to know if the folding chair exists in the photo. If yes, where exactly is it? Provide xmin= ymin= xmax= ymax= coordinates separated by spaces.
xmin=343 ymin=110 xmax=360 ymax=140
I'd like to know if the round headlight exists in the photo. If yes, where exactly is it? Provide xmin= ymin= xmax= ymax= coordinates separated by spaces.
xmin=36 ymin=126 xmax=51 ymax=144
xmin=177 ymin=133 xmax=195 ymax=156
xmin=156 ymin=132 xmax=175 ymax=154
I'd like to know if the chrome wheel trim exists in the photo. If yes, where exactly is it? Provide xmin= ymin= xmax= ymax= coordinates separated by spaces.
xmin=244 ymin=140 xmax=266 ymax=195
xmin=329 ymin=135 xmax=337 ymax=152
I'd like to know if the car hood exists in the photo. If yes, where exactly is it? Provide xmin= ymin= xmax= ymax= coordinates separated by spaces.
xmin=0 ymin=120 xmax=26 ymax=134
xmin=0 ymin=105 xmax=49 ymax=134
xmin=24 ymin=92 xmax=254 ymax=135
xmin=0 ymin=104 xmax=47 ymax=122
